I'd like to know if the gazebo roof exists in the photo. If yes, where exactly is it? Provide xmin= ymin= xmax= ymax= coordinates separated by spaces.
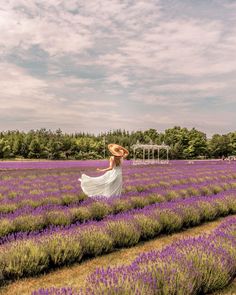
xmin=131 ymin=140 xmax=170 ymax=150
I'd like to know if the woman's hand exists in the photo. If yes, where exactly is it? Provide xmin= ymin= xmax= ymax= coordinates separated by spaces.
xmin=96 ymin=168 xmax=101 ymax=171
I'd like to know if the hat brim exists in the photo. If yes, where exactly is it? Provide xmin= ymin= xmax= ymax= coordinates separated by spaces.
xmin=108 ymin=144 xmax=129 ymax=157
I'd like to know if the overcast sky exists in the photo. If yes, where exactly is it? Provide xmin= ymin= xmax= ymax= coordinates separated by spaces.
xmin=0 ymin=0 xmax=236 ymax=136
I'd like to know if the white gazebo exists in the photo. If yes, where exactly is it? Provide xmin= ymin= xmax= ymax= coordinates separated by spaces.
xmin=131 ymin=140 xmax=170 ymax=165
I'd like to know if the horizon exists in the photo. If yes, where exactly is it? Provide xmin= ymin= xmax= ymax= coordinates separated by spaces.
xmin=0 ymin=0 xmax=236 ymax=137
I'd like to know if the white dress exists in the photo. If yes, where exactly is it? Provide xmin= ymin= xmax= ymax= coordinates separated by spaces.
xmin=78 ymin=159 xmax=123 ymax=198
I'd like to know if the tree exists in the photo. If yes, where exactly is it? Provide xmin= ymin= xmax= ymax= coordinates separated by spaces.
xmin=208 ymin=134 xmax=230 ymax=158
xmin=28 ymin=139 xmax=41 ymax=159
xmin=0 ymin=127 xmax=235 ymax=160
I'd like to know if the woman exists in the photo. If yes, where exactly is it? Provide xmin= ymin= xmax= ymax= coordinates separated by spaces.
xmin=78 ymin=144 xmax=129 ymax=198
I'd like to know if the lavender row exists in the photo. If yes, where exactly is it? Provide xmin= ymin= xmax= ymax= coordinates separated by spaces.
xmin=36 ymin=215 xmax=236 ymax=295
xmin=82 ymin=216 xmax=236 ymax=295
xmin=0 ymin=160 xmax=115 ymax=170
xmin=1 ymin=161 xmax=234 ymax=202
xmin=0 ymin=180 xmax=235 ymax=242
xmin=2 ymin=177 xmax=233 ymax=219
xmin=1 ymin=170 xmax=235 ymax=217
xmin=0 ymin=169 xmax=235 ymax=216
xmin=0 ymin=192 xmax=236 ymax=284
xmin=0 ymin=159 xmax=228 ymax=170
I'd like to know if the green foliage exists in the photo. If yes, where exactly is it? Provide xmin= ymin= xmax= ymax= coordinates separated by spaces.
xmin=0 ymin=203 xmax=18 ymax=214
xmin=198 ymin=201 xmax=218 ymax=221
xmin=13 ymin=215 xmax=44 ymax=232
xmin=0 ymin=219 xmax=14 ymax=237
xmin=45 ymin=235 xmax=83 ymax=266
xmin=70 ymin=207 xmax=92 ymax=223
xmin=79 ymin=228 xmax=113 ymax=256
xmin=158 ymin=210 xmax=183 ymax=233
xmin=146 ymin=193 xmax=166 ymax=204
xmin=61 ymin=194 xmax=78 ymax=205
xmin=130 ymin=196 xmax=149 ymax=209
xmin=181 ymin=206 xmax=201 ymax=227
xmin=0 ymin=127 xmax=235 ymax=159
xmin=1 ymin=241 xmax=48 ymax=279
xmin=134 ymin=214 xmax=162 ymax=240
xmin=111 ymin=199 xmax=132 ymax=214
xmin=45 ymin=211 xmax=71 ymax=226
xmin=106 ymin=220 xmax=140 ymax=248
xmin=89 ymin=201 xmax=112 ymax=220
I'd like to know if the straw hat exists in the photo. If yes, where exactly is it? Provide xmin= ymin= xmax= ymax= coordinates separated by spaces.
xmin=108 ymin=143 xmax=129 ymax=157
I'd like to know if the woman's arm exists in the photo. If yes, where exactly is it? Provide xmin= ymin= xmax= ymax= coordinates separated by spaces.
xmin=96 ymin=157 xmax=114 ymax=172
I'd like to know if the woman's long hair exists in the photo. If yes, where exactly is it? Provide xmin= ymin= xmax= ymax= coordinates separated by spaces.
xmin=114 ymin=155 xmax=122 ymax=166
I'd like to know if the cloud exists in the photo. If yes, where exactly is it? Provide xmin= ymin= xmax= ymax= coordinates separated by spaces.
xmin=0 ymin=1 xmax=93 ymax=56
xmin=0 ymin=0 xmax=236 ymax=135
xmin=0 ymin=62 xmax=118 ymax=125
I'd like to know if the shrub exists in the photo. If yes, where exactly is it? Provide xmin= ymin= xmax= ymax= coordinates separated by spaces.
xmin=89 ymin=202 xmax=112 ymax=221
xmin=178 ymin=189 xmax=189 ymax=198
xmin=20 ymin=199 xmax=40 ymax=208
xmin=0 ymin=219 xmax=14 ymax=237
xmin=41 ymin=197 xmax=61 ymax=206
xmin=111 ymin=199 xmax=132 ymax=214
xmin=45 ymin=211 xmax=72 ymax=226
xmin=1 ymin=240 xmax=48 ymax=279
xmin=182 ymin=242 xmax=233 ymax=293
xmin=147 ymin=193 xmax=165 ymax=204
xmin=13 ymin=215 xmax=45 ymax=232
xmin=134 ymin=214 xmax=162 ymax=240
xmin=106 ymin=220 xmax=140 ymax=248
xmin=198 ymin=201 xmax=218 ymax=221
xmin=164 ymin=190 xmax=179 ymax=201
xmin=157 ymin=210 xmax=183 ymax=233
xmin=44 ymin=235 xmax=83 ymax=266
xmin=130 ymin=196 xmax=149 ymax=209
xmin=208 ymin=185 xmax=223 ymax=195
xmin=70 ymin=207 xmax=92 ymax=223
xmin=77 ymin=192 xmax=87 ymax=202
xmin=0 ymin=203 xmax=17 ymax=214
xmin=7 ymin=192 xmax=18 ymax=199
xmin=61 ymin=194 xmax=78 ymax=205
xmin=199 ymin=186 xmax=212 ymax=196
xmin=135 ymin=185 xmax=146 ymax=192
xmin=160 ymin=181 xmax=171 ymax=188
xmin=79 ymin=227 xmax=113 ymax=257
xmin=181 ymin=206 xmax=201 ymax=227
xmin=186 ymin=187 xmax=199 ymax=197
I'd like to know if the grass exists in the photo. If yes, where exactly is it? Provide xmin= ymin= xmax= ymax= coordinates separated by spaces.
xmin=0 ymin=216 xmax=233 ymax=295
xmin=211 ymin=279 xmax=236 ymax=295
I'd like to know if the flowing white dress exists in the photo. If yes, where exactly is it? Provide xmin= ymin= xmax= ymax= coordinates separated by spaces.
xmin=78 ymin=159 xmax=123 ymax=198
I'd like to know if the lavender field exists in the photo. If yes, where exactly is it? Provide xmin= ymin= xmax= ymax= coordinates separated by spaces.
xmin=1 ymin=160 xmax=236 ymax=295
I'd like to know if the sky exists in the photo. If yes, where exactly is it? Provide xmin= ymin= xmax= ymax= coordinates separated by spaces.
xmin=0 ymin=0 xmax=236 ymax=136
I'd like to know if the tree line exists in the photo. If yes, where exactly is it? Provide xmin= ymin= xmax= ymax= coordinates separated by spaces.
xmin=0 ymin=127 xmax=235 ymax=160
